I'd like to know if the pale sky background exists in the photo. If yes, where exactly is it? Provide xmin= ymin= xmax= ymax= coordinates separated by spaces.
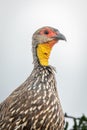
xmin=0 ymin=0 xmax=87 ymax=127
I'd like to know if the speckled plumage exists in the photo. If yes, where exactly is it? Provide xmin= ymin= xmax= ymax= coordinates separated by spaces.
xmin=0 ymin=26 xmax=66 ymax=130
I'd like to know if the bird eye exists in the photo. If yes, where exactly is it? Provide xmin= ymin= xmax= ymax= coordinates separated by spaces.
xmin=44 ymin=30 xmax=49 ymax=35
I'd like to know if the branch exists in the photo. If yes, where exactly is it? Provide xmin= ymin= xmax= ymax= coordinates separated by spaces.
xmin=64 ymin=113 xmax=81 ymax=120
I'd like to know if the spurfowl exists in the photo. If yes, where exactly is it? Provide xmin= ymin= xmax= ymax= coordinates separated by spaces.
xmin=0 ymin=26 xmax=66 ymax=130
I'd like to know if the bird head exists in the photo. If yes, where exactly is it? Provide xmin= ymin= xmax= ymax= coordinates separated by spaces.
xmin=32 ymin=26 xmax=66 ymax=66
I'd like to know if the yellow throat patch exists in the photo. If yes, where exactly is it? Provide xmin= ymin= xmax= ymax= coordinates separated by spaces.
xmin=37 ymin=42 xmax=53 ymax=66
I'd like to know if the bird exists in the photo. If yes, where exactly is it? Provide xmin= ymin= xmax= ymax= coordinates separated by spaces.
xmin=0 ymin=26 xmax=66 ymax=130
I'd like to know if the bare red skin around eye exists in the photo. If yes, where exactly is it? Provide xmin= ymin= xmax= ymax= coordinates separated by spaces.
xmin=40 ymin=28 xmax=58 ymax=38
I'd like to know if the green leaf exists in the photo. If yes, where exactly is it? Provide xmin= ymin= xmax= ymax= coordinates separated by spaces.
xmin=64 ymin=121 xmax=69 ymax=130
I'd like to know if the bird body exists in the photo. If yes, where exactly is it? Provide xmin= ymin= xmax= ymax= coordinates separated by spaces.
xmin=0 ymin=26 xmax=66 ymax=130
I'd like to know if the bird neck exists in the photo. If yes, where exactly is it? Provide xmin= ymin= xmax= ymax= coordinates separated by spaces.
xmin=37 ymin=43 xmax=52 ymax=66
xmin=32 ymin=41 xmax=56 ymax=67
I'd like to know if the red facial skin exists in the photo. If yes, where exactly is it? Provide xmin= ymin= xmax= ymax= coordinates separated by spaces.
xmin=39 ymin=27 xmax=58 ymax=48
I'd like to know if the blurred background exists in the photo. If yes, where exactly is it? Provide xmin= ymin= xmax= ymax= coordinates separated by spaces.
xmin=0 ymin=0 xmax=87 ymax=128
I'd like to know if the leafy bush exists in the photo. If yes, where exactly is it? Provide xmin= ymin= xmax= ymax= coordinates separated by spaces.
xmin=64 ymin=113 xmax=87 ymax=130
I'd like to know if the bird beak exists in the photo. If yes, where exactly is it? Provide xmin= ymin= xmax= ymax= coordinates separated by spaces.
xmin=53 ymin=32 xmax=66 ymax=41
